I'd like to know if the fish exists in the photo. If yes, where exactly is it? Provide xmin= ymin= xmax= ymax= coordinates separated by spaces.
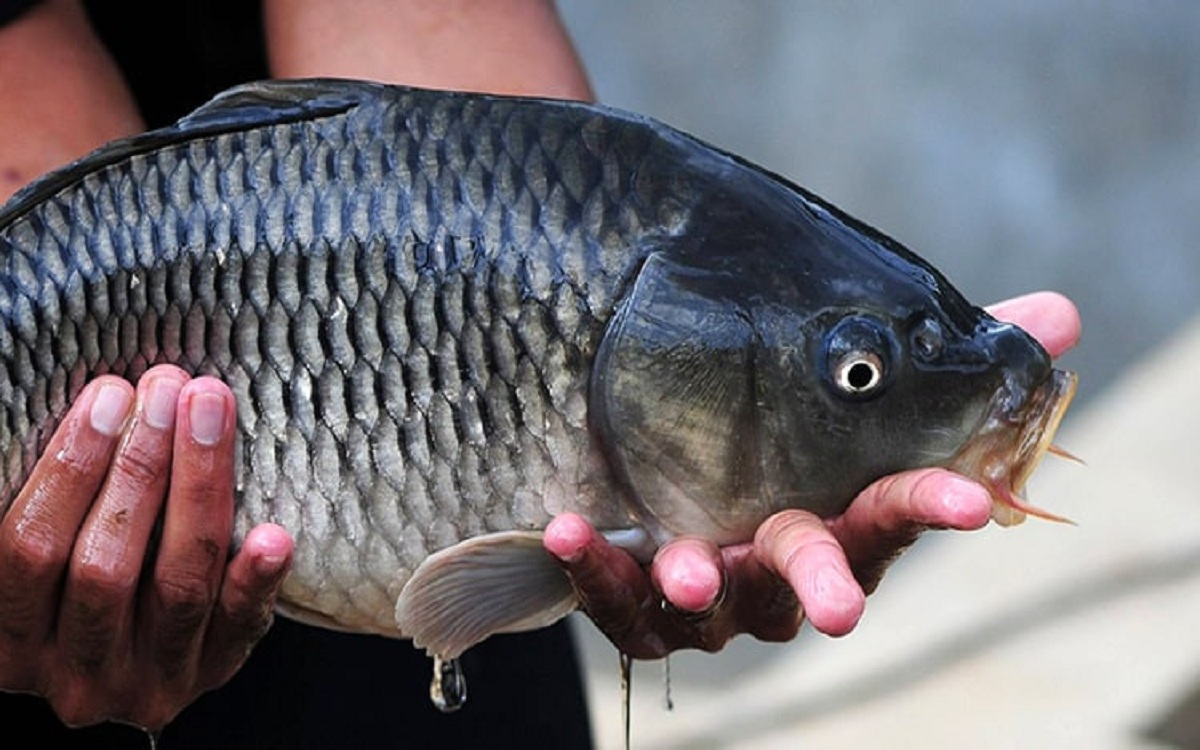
xmin=0 ymin=78 xmax=1076 ymax=661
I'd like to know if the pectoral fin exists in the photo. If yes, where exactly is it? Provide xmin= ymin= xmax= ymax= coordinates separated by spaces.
xmin=395 ymin=531 xmax=579 ymax=658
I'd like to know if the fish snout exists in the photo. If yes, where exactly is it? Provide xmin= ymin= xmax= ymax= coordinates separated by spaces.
xmin=983 ymin=319 xmax=1053 ymax=418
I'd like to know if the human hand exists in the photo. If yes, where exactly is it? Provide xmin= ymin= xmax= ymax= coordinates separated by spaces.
xmin=546 ymin=291 xmax=1081 ymax=658
xmin=0 ymin=365 xmax=294 ymax=730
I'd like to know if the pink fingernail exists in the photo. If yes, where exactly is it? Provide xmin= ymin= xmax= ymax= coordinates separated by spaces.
xmin=142 ymin=376 xmax=182 ymax=430
xmin=544 ymin=515 xmax=592 ymax=564
xmin=254 ymin=551 xmax=289 ymax=578
xmin=90 ymin=384 xmax=133 ymax=436
xmin=189 ymin=392 xmax=227 ymax=446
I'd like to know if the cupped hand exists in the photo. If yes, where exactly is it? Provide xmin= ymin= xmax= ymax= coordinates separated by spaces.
xmin=547 ymin=291 xmax=1081 ymax=658
xmin=0 ymin=365 xmax=294 ymax=730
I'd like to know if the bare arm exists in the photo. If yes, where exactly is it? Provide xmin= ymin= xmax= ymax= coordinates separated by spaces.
xmin=263 ymin=0 xmax=595 ymax=101
xmin=0 ymin=0 xmax=143 ymax=201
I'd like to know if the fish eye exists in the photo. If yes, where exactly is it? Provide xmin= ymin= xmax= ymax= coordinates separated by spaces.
xmin=833 ymin=351 xmax=885 ymax=395
xmin=822 ymin=314 xmax=894 ymax=400
xmin=911 ymin=318 xmax=945 ymax=361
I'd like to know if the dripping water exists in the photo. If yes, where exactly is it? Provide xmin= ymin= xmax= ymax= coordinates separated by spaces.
xmin=430 ymin=655 xmax=468 ymax=712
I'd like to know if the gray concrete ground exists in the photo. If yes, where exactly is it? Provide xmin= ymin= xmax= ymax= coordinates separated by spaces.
xmin=553 ymin=3 xmax=1200 ymax=748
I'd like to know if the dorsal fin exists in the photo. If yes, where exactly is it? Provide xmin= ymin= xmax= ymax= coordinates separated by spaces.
xmin=0 ymin=78 xmax=379 ymax=229
xmin=174 ymin=78 xmax=373 ymax=132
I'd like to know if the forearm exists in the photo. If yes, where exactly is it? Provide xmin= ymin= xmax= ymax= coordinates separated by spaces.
xmin=263 ymin=0 xmax=594 ymax=102
xmin=0 ymin=0 xmax=142 ymax=202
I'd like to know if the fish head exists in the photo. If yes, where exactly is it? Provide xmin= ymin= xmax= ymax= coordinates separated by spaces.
xmin=594 ymin=168 xmax=1075 ymax=543
xmin=761 ymin=300 xmax=1076 ymax=527
xmin=741 ymin=182 xmax=1078 ymax=528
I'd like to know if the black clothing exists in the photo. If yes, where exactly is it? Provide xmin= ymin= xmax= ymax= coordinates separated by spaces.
xmin=0 ymin=0 xmax=38 ymax=27
xmin=3 ymin=619 xmax=593 ymax=749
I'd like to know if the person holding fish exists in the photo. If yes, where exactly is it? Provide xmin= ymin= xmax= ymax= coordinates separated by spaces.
xmin=0 ymin=0 xmax=1082 ymax=747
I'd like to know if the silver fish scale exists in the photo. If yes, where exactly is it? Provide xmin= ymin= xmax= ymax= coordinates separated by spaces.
xmin=0 ymin=84 xmax=696 ymax=633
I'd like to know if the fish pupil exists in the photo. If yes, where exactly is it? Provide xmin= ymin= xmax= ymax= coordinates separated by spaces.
xmin=829 ymin=344 xmax=886 ymax=398
xmin=846 ymin=362 xmax=877 ymax=390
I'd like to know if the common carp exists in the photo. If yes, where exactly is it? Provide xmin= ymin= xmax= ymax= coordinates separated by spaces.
xmin=0 ymin=79 xmax=1075 ymax=660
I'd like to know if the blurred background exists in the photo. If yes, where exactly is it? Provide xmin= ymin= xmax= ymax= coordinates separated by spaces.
xmin=554 ymin=3 xmax=1200 ymax=748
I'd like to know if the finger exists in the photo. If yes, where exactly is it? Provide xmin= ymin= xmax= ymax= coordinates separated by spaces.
xmin=58 ymin=367 xmax=189 ymax=675
xmin=199 ymin=523 xmax=292 ymax=690
xmin=548 ymin=516 xmax=800 ymax=655
xmin=655 ymin=538 xmax=802 ymax=643
xmin=754 ymin=511 xmax=864 ymax=637
xmin=0 ymin=378 xmax=133 ymax=685
xmin=544 ymin=514 xmax=666 ymax=657
xmin=650 ymin=537 xmax=723 ymax=613
xmin=826 ymin=468 xmax=991 ymax=594
xmin=721 ymin=544 xmax=803 ymax=643
xmin=140 ymin=378 xmax=236 ymax=687
xmin=986 ymin=291 xmax=1081 ymax=359
xmin=546 ymin=514 xmax=732 ymax=657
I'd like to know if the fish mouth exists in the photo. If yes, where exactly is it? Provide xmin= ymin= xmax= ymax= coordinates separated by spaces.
xmin=946 ymin=368 xmax=1079 ymax=527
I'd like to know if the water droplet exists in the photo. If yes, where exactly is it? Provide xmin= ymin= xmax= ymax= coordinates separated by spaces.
xmin=429 ymin=655 xmax=467 ymax=712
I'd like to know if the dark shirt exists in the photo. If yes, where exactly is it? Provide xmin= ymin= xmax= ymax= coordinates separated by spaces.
xmin=4 ymin=619 xmax=593 ymax=749
xmin=0 ymin=2 xmax=594 ymax=747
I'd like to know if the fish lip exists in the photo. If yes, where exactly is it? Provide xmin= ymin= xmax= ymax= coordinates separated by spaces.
xmin=1007 ymin=369 xmax=1078 ymax=493
xmin=947 ymin=368 xmax=1078 ymax=526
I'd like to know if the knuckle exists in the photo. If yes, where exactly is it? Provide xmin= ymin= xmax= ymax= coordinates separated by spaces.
xmin=72 ymin=557 xmax=139 ymax=603
xmin=50 ymin=681 xmax=115 ymax=729
xmin=60 ymin=576 xmax=133 ymax=673
xmin=150 ymin=572 xmax=217 ymax=673
xmin=61 ymin=633 xmax=115 ymax=676
xmin=54 ymin=703 xmax=102 ymax=729
xmin=777 ymin=541 xmax=840 ymax=593
xmin=0 ymin=607 xmax=41 ymax=653
xmin=60 ymin=626 xmax=116 ymax=676
xmin=48 ymin=437 xmax=113 ymax=485
xmin=52 ymin=670 xmax=183 ymax=732
xmin=177 ymin=481 xmax=227 ymax=510
xmin=128 ymin=698 xmax=185 ymax=733
xmin=908 ymin=467 xmax=948 ymax=497
xmin=755 ymin=510 xmax=821 ymax=549
xmin=760 ymin=515 xmax=837 ymax=573
xmin=906 ymin=470 xmax=954 ymax=518
xmin=1 ymin=520 xmax=69 ymax=583
xmin=155 ymin=573 xmax=216 ymax=626
xmin=110 ymin=441 xmax=169 ymax=491
xmin=0 ymin=645 xmax=35 ymax=691
xmin=48 ymin=450 xmax=93 ymax=483
xmin=217 ymin=596 xmax=274 ymax=645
